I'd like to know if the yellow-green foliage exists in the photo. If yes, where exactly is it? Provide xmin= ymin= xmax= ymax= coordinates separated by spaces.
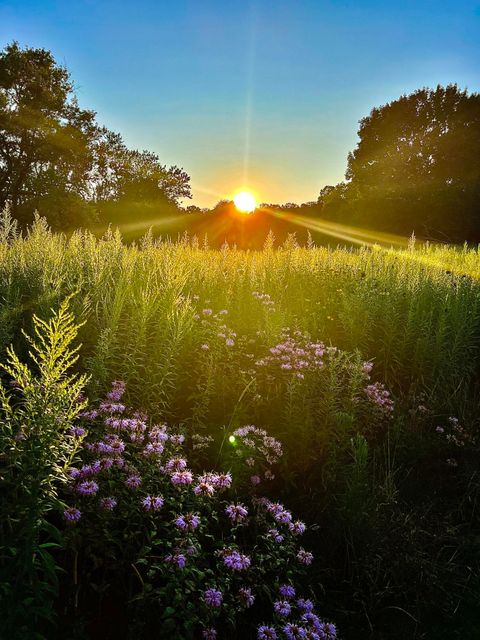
xmin=0 ymin=216 xmax=479 ymax=421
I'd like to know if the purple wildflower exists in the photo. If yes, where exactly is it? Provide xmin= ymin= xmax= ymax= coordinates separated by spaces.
xmin=202 ymin=629 xmax=217 ymax=640
xmin=76 ymin=480 xmax=99 ymax=496
xmin=204 ymin=588 xmax=223 ymax=608
xmin=222 ymin=549 xmax=251 ymax=571
xmin=225 ymin=503 xmax=248 ymax=523
xmin=289 ymin=520 xmax=306 ymax=535
xmin=164 ymin=553 xmax=187 ymax=568
xmin=171 ymin=470 xmax=193 ymax=485
xmin=238 ymin=587 xmax=255 ymax=608
xmin=296 ymin=599 xmax=314 ymax=613
xmin=268 ymin=528 xmax=284 ymax=543
xmin=193 ymin=482 xmax=215 ymax=496
xmin=283 ymin=623 xmax=307 ymax=639
xmin=63 ymin=507 xmax=81 ymax=522
xmin=279 ymin=585 xmax=296 ymax=599
xmin=174 ymin=513 xmax=201 ymax=532
xmin=100 ymin=497 xmax=117 ymax=510
xmin=257 ymin=626 xmax=277 ymax=640
xmin=69 ymin=426 xmax=86 ymax=437
xmin=142 ymin=495 xmax=164 ymax=511
xmin=274 ymin=600 xmax=291 ymax=617
xmin=296 ymin=549 xmax=314 ymax=565
xmin=165 ymin=457 xmax=187 ymax=472
xmin=125 ymin=474 xmax=142 ymax=488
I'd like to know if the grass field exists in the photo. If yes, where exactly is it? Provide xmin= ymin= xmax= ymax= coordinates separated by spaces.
xmin=1 ymin=215 xmax=479 ymax=639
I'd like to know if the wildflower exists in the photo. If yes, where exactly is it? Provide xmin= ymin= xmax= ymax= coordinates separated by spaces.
xmin=214 ymin=472 xmax=232 ymax=488
xmin=251 ymin=475 xmax=261 ymax=485
xmin=125 ymin=474 xmax=142 ymax=488
xmin=100 ymin=497 xmax=117 ymax=510
xmin=76 ymin=480 xmax=99 ymax=496
xmin=279 ymin=585 xmax=295 ymax=599
xmin=99 ymin=401 xmax=126 ymax=414
xmin=165 ymin=457 xmax=187 ymax=472
xmin=446 ymin=458 xmax=458 ymax=467
xmin=63 ymin=507 xmax=81 ymax=522
xmin=317 ymin=622 xmax=337 ymax=639
xmin=274 ymin=600 xmax=291 ymax=617
xmin=107 ymin=381 xmax=126 ymax=402
xmin=222 ymin=549 xmax=251 ymax=571
xmin=171 ymin=470 xmax=193 ymax=485
xmin=69 ymin=426 xmax=86 ymax=437
xmin=275 ymin=509 xmax=292 ymax=524
xmin=296 ymin=549 xmax=314 ymax=565
xmin=283 ymin=623 xmax=307 ymax=639
xmin=225 ymin=503 xmax=248 ymax=523
xmin=238 ymin=587 xmax=255 ymax=608
xmin=143 ymin=442 xmax=164 ymax=456
xmin=268 ymin=528 xmax=284 ymax=543
xmin=142 ymin=495 xmax=164 ymax=511
xmin=170 ymin=434 xmax=185 ymax=445
xmin=436 ymin=426 xmax=445 ymax=434
xmin=257 ymin=626 xmax=277 ymax=640
xmin=175 ymin=513 xmax=201 ymax=531
xmin=202 ymin=308 xmax=213 ymax=316
xmin=164 ymin=553 xmax=187 ymax=568
xmin=289 ymin=520 xmax=306 ymax=535
xmin=226 ymin=338 xmax=235 ymax=347
xmin=201 ymin=343 xmax=210 ymax=350
xmin=193 ymin=481 xmax=215 ymax=496
xmin=296 ymin=598 xmax=314 ymax=613
xmin=204 ymin=588 xmax=223 ymax=608
xmin=202 ymin=629 xmax=217 ymax=640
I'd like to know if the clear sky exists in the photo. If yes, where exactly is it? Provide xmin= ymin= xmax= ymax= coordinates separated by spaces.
xmin=1 ymin=0 xmax=480 ymax=207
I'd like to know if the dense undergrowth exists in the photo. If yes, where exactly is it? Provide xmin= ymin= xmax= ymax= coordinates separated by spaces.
xmin=0 ymin=212 xmax=479 ymax=639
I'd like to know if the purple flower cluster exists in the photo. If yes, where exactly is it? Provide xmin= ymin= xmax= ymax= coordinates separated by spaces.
xmin=204 ymin=588 xmax=223 ymax=608
xmin=238 ymin=587 xmax=255 ymax=608
xmin=175 ymin=513 xmax=201 ymax=532
xmin=225 ymin=502 xmax=248 ymax=523
xmin=233 ymin=425 xmax=283 ymax=466
xmin=63 ymin=506 xmax=81 ymax=522
xmin=436 ymin=416 xmax=473 ymax=447
xmin=364 ymin=382 xmax=394 ymax=415
xmin=142 ymin=495 xmax=164 ymax=511
xmin=222 ymin=549 xmax=251 ymax=571
xmin=164 ymin=552 xmax=187 ymax=569
xmin=257 ymin=585 xmax=337 ymax=640
xmin=254 ymin=330 xmax=327 ymax=378
xmin=62 ymin=379 xmax=326 ymax=638
xmin=252 ymin=291 xmax=276 ymax=312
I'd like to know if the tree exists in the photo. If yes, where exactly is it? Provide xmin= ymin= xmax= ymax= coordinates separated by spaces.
xmin=91 ymin=129 xmax=191 ymax=206
xmin=0 ymin=42 xmax=192 ymax=230
xmin=0 ymin=42 xmax=98 ymax=226
xmin=344 ymin=85 xmax=480 ymax=241
xmin=346 ymin=85 xmax=480 ymax=191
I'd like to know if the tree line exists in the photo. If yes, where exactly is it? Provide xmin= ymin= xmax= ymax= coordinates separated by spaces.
xmin=1 ymin=42 xmax=480 ymax=243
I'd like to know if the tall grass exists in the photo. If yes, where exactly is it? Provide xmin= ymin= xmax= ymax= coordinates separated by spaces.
xmin=0 ymin=216 xmax=479 ymax=420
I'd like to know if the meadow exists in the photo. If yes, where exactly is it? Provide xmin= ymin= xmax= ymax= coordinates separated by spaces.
xmin=1 ymin=213 xmax=479 ymax=639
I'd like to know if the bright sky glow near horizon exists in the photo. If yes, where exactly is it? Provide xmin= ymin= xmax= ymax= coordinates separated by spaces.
xmin=1 ymin=0 xmax=480 ymax=207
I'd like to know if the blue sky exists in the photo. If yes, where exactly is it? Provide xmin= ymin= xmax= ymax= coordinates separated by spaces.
xmin=1 ymin=0 xmax=480 ymax=206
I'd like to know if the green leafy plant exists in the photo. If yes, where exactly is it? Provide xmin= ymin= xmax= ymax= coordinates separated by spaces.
xmin=0 ymin=298 xmax=89 ymax=638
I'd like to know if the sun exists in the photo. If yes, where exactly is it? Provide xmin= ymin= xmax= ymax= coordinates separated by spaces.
xmin=233 ymin=190 xmax=257 ymax=213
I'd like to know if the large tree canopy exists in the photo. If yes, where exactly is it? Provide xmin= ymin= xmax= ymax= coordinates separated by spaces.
xmin=314 ymin=85 xmax=480 ymax=242
xmin=0 ymin=42 xmax=191 ymax=229
xmin=346 ymin=84 xmax=480 ymax=193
